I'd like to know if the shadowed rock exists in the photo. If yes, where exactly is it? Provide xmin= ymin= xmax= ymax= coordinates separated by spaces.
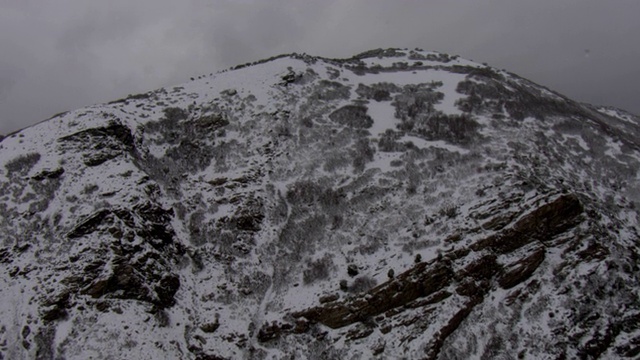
xmin=471 ymin=194 xmax=583 ymax=253
xmin=293 ymin=261 xmax=453 ymax=329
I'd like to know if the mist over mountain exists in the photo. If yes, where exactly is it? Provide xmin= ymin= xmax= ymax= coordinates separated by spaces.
xmin=1 ymin=48 xmax=639 ymax=359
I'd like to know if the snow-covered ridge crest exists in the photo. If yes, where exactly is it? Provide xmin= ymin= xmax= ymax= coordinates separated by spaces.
xmin=0 ymin=48 xmax=639 ymax=359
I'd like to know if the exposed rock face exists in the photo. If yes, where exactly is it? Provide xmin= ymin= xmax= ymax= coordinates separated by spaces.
xmin=289 ymin=194 xmax=588 ymax=359
xmin=0 ymin=48 xmax=639 ymax=359
xmin=470 ymin=194 xmax=583 ymax=253
xmin=58 ymin=119 xmax=135 ymax=167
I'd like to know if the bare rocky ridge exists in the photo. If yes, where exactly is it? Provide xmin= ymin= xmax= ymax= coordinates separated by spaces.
xmin=0 ymin=48 xmax=639 ymax=359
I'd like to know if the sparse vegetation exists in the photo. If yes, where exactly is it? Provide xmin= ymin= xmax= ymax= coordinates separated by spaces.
xmin=439 ymin=203 xmax=459 ymax=218
xmin=303 ymin=255 xmax=334 ymax=284
xmin=5 ymin=152 xmax=41 ymax=176
xmin=349 ymin=275 xmax=377 ymax=293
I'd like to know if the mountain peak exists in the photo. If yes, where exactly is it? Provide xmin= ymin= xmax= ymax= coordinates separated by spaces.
xmin=1 ymin=49 xmax=639 ymax=359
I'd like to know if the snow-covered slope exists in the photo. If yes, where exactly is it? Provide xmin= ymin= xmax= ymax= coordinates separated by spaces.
xmin=1 ymin=48 xmax=639 ymax=359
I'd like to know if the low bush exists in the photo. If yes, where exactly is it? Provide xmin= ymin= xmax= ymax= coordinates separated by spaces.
xmin=5 ymin=152 xmax=41 ymax=175
xmin=329 ymin=105 xmax=373 ymax=129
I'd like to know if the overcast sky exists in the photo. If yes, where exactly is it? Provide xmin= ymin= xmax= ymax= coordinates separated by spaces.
xmin=1 ymin=0 xmax=639 ymax=135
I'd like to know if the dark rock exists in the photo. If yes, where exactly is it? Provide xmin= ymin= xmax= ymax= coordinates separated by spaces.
xmin=280 ymin=70 xmax=302 ymax=86
xmin=66 ymin=209 xmax=112 ymax=239
xmin=132 ymin=202 xmax=177 ymax=249
xmin=62 ymin=201 xmax=182 ymax=310
xmin=59 ymin=120 xmax=134 ymax=167
xmin=21 ymin=325 xmax=30 ymax=339
xmin=576 ymin=241 xmax=609 ymax=261
xmin=81 ymin=257 xmax=179 ymax=309
xmin=498 ymin=249 xmax=546 ymax=289
xmin=0 ymin=247 xmax=12 ymax=264
xmin=68 ymin=202 xmax=176 ymax=250
xmin=405 ymin=290 xmax=452 ymax=309
xmin=155 ymin=274 xmax=180 ymax=308
xmin=293 ymin=261 xmax=453 ymax=329
xmin=372 ymin=341 xmax=386 ymax=355
xmin=195 ymin=355 xmax=228 ymax=360
xmin=346 ymin=325 xmax=374 ymax=341
xmin=208 ymin=177 xmax=228 ymax=186
xmin=347 ymin=264 xmax=359 ymax=277
xmin=481 ymin=212 xmax=516 ymax=231
xmin=293 ymin=319 xmax=310 ymax=334
xmin=319 ymin=294 xmax=339 ymax=304
xmin=425 ymin=296 xmax=483 ymax=360
xmin=257 ymin=321 xmax=293 ymax=343
xmin=460 ymin=254 xmax=501 ymax=281
xmin=471 ymin=194 xmax=583 ymax=253
xmin=95 ymin=301 xmax=110 ymax=312
xmin=578 ymin=322 xmax=621 ymax=360
xmin=455 ymin=281 xmax=484 ymax=297
xmin=616 ymin=335 xmax=640 ymax=357
xmin=40 ymin=291 xmax=71 ymax=322
xmin=31 ymin=167 xmax=64 ymax=181
xmin=620 ymin=312 xmax=640 ymax=333
xmin=200 ymin=321 xmax=220 ymax=333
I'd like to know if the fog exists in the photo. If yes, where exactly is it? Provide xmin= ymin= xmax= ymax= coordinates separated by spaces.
xmin=1 ymin=0 xmax=638 ymax=134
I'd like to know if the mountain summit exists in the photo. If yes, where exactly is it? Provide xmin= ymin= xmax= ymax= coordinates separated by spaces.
xmin=1 ymin=48 xmax=639 ymax=359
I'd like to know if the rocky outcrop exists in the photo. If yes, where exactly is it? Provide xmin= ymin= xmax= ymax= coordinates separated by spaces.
xmin=58 ymin=120 xmax=135 ymax=167
xmin=42 ymin=202 xmax=184 ymax=322
xmin=471 ymin=194 xmax=583 ymax=253
xmin=498 ymin=248 xmax=546 ymax=289
xmin=288 ymin=193 xmax=587 ymax=356
xmin=293 ymin=261 xmax=453 ymax=329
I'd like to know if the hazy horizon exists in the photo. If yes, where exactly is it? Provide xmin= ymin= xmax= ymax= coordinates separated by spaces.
xmin=1 ymin=0 xmax=639 ymax=135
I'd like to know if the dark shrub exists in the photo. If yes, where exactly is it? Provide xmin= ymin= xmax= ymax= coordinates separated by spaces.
xmin=286 ymin=181 xmax=323 ymax=204
xmin=378 ymin=130 xmax=405 ymax=152
xmin=329 ymin=105 xmax=373 ymax=129
xmin=5 ymin=152 xmax=41 ymax=175
xmin=311 ymin=80 xmax=350 ymax=101
xmin=356 ymin=83 xmax=399 ymax=101
xmin=339 ymin=280 xmax=348 ymax=291
xmin=354 ymin=48 xmax=406 ymax=59
xmin=303 ymin=255 xmax=334 ymax=284
xmin=412 ymin=113 xmax=480 ymax=145
xmin=163 ymin=107 xmax=188 ymax=122
xmin=352 ymin=138 xmax=375 ymax=172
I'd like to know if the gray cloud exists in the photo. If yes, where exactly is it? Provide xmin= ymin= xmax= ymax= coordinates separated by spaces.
xmin=1 ymin=0 xmax=639 ymax=135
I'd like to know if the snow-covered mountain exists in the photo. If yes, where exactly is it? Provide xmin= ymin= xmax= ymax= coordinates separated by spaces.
xmin=1 ymin=48 xmax=639 ymax=359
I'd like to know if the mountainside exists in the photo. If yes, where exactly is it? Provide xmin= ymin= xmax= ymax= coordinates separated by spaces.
xmin=1 ymin=48 xmax=639 ymax=359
